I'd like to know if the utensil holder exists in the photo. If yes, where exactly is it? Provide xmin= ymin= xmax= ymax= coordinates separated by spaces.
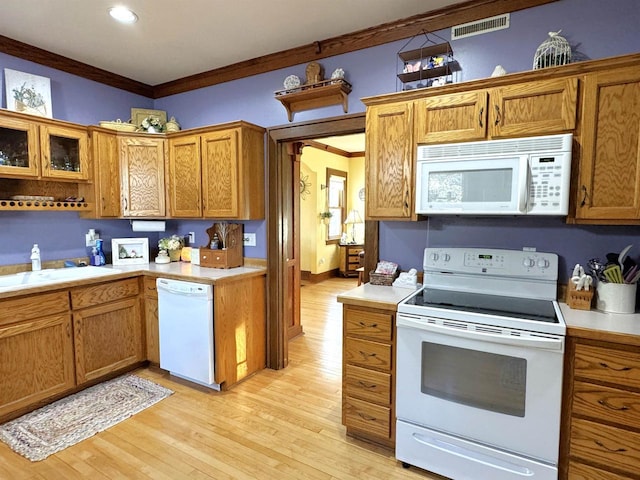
xmin=565 ymin=281 xmax=594 ymax=310
xmin=596 ymin=282 xmax=637 ymax=314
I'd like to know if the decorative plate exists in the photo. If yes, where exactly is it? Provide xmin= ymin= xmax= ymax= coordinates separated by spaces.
xmin=283 ymin=75 xmax=301 ymax=90
xmin=358 ymin=188 xmax=365 ymax=201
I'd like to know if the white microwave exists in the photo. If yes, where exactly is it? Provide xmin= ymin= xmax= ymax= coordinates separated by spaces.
xmin=415 ymin=133 xmax=573 ymax=216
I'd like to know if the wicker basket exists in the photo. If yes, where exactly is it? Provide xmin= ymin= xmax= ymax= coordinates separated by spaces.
xmin=99 ymin=119 xmax=138 ymax=132
xmin=565 ymin=281 xmax=594 ymax=310
xmin=369 ymin=270 xmax=399 ymax=286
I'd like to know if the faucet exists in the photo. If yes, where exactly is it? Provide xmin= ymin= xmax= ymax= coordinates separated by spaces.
xmin=31 ymin=244 xmax=41 ymax=271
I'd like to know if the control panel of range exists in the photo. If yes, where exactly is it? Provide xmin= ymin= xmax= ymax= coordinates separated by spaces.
xmin=423 ymin=247 xmax=558 ymax=280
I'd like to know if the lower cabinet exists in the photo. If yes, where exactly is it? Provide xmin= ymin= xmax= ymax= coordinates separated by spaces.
xmin=0 ymin=292 xmax=74 ymax=421
xmin=71 ymin=278 xmax=143 ymax=384
xmin=561 ymin=337 xmax=640 ymax=479
xmin=143 ymin=276 xmax=160 ymax=365
xmin=342 ymin=304 xmax=395 ymax=447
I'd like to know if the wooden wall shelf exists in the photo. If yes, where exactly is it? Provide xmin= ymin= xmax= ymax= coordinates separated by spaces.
xmin=274 ymin=79 xmax=352 ymax=122
xmin=0 ymin=199 xmax=92 ymax=211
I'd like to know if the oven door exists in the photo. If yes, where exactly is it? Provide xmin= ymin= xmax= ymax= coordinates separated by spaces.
xmin=396 ymin=313 xmax=564 ymax=464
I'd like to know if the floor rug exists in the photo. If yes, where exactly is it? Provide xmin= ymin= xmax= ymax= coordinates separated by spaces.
xmin=0 ymin=374 xmax=173 ymax=461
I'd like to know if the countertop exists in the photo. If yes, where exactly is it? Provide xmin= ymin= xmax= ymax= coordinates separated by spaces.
xmin=337 ymin=283 xmax=419 ymax=311
xmin=560 ymin=302 xmax=640 ymax=346
xmin=0 ymin=262 xmax=266 ymax=300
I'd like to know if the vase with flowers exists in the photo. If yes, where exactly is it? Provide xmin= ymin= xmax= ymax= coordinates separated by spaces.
xmin=139 ymin=115 xmax=165 ymax=133
xmin=158 ymin=234 xmax=185 ymax=261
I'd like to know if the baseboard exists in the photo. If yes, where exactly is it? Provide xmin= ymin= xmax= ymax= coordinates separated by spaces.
xmin=301 ymin=269 xmax=339 ymax=283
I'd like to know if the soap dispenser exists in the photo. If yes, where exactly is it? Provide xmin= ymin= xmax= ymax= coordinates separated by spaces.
xmin=30 ymin=244 xmax=41 ymax=271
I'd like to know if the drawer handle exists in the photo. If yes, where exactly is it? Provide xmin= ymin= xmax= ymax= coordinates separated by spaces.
xmin=478 ymin=106 xmax=484 ymax=128
xmin=599 ymin=362 xmax=632 ymax=372
xmin=358 ymin=380 xmax=377 ymax=389
xmin=359 ymin=321 xmax=378 ymax=328
xmin=598 ymin=399 xmax=630 ymax=411
xmin=358 ymin=412 xmax=376 ymax=421
xmin=595 ymin=440 xmax=627 ymax=453
xmin=359 ymin=350 xmax=377 ymax=358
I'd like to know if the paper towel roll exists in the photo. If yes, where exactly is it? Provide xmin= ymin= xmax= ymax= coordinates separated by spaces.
xmin=131 ymin=220 xmax=166 ymax=232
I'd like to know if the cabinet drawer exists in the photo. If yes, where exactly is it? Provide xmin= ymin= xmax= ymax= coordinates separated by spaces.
xmin=575 ymin=343 xmax=640 ymax=389
xmin=345 ymin=337 xmax=392 ymax=372
xmin=573 ymin=381 xmax=640 ymax=429
xmin=344 ymin=396 xmax=391 ymax=439
xmin=570 ymin=418 xmax=640 ymax=475
xmin=143 ymin=276 xmax=157 ymax=298
xmin=71 ymin=278 xmax=140 ymax=309
xmin=344 ymin=308 xmax=392 ymax=341
xmin=345 ymin=364 xmax=392 ymax=405
xmin=0 ymin=291 xmax=69 ymax=326
xmin=568 ymin=461 xmax=629 ymax=480
xmin=347 ymin=247 xmax=363 ymax=256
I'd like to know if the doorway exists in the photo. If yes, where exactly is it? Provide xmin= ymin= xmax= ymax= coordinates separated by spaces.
xmin=267 ymin=114 xmax=378 ymax=370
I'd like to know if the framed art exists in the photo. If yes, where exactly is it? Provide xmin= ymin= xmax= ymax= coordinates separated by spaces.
xmin=130 ymin=108 xmax=166 ymax=129
xmin=111 ymin=237 xmax=149 ymax=265
xmin=4 ymin=69 xmax=52 ymax=118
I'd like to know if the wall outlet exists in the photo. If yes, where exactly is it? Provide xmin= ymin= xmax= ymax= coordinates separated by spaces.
xmin=243 ymin=233 xmax=256 ymax=247
xmin=188 ymin=232 xmax=195 ymax=244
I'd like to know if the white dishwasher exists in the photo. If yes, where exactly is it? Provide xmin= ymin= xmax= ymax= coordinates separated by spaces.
xmin=157 ymin=278 xmax=220 ymax=390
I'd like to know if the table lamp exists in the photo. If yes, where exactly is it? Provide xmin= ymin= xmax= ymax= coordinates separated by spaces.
xmin=344 ymin=209 xmax=363 ymax=244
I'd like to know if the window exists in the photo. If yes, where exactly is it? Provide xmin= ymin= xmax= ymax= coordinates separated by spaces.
xmin=326 ymin=168 xmax=347 ymax=243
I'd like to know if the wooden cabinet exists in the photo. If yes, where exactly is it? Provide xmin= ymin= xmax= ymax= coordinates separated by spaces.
xmin=167 ymin=122 xmax=265 ymax=219
xmin=561 ymin=338 xmax=640 ymax=479
xmin=84 ymin=127 xmax=121 ymax=217
xmin=71 ymin=278 xmax=143 ymax=384
xmin=339 ymin=244 xmax=363 ymax=277
xmin=365 ymin=101 xmax=414 ymax=220
xmin=0 ymin=109 xmax=90 ymax=181
xmin=119 ymin=135 xmax=167 ymax=217
xmin=143 ymin=276 xmax=160 ymax=365
xmin=0 ymin=292 xmax=74 ymax=421
xmin=414 ymin=77 xmax=578 ymax=144
xmin=342 ymin=304 xmax=395 ymax=447
xmin=574 ymin=66 xmax=640 ymax=222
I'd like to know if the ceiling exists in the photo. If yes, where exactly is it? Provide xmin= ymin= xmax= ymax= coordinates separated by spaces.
xmin=0 ymin=0 xmax=467 ymax=86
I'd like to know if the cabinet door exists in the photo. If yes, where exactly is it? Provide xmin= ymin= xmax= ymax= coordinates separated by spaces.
xmin=89 ymin=129 xmax=120 ymax=217
xmin=365 ymin=102 xmax=414 ymax=219
xmin=73 ymin=297 xmax=143 ymax=384
xmin=0 ymin=314 xmax=75 ymax=419
xmin=168 ymin=134 xmax=203 ymax=217
xmin=576 ymin=67 xmax=640 ymax=221
xmin=119 ymin=136 xmax=166 ymax=217
xmin=143 ymin=277 xmax=159 ymax=365
xmin=0 ymin=115 xmax=40 ymax=177
xmin=489 ymin=77 xmax=578 ymax=138
xmin=201 ymin=129 xmax=239 ymax=218
xmin=40 ymin=124 xmax=90 ymax=180
xmin=414 ymin=91 xmax=488 ymax=144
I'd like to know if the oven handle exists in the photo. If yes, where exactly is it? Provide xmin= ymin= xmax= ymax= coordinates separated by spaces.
xmin=397 ymin=315 xmax=564 ymax=351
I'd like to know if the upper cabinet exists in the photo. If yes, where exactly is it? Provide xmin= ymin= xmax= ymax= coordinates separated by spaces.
xmin=167 ymin=122 xmax=265 ymax=220
xmin=574 ymin=65 xmax=640 ymax=222
xmin=414 ymin=77 xmax=578 ymax=144
xmin=119 ymin=135 xmax=167 ymax=217
xmin=85 ymin=128 xmax=121 ymax=218
xmin=0 ymin=110 xmax=89 ymax=181
xmin=365 ymin=101 xmax=414 ymax=220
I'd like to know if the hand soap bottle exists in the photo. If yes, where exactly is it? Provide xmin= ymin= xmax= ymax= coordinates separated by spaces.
xmin=95 ymin=239 xmax=106 ymax=266
xmin=30 ymin=244 xmax=41 ymax=271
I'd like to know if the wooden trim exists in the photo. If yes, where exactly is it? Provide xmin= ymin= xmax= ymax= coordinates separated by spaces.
xmin=301 ymin=269 xmax=339 ymax=283
xmin=0 ymin=1 xmax=557 ymax=98
xmin=0 ymin=35 xmax=153 ymax=98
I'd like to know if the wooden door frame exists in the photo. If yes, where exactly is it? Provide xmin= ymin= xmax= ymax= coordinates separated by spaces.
xmin=266 ymin=113 xmax=377 ymax=369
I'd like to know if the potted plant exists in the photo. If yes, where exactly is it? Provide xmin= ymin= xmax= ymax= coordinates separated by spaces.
xmin=319 ymin=211 xmax=333 ymax=224
xmin=158 ymin=234 xmax=185 ymax=261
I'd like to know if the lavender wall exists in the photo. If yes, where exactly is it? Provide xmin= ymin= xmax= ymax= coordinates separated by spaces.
xmin=1 ymin=0 xmax=640 ymax=277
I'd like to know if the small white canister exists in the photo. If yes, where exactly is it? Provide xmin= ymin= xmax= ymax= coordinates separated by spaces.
xmin=596 ymin=282 xmax=637 ymax=314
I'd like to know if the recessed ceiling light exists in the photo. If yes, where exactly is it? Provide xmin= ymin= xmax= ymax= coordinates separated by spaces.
xmin=108 ymin=6 xmax=138 ymax=24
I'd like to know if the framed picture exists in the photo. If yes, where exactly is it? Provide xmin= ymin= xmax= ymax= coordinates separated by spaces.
xmin=4 ymin=69 xmax=52 ymax=118
xmin=111 ymin=237 xmax=149 ymax=266
xmin=130 ymin=108 xmax=166 ymax=129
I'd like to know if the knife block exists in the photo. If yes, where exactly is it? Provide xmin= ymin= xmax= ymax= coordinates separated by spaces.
xmin=199 ymin=223 xmax=243 ymax=269
xmin=565 ymin=281 xmax=594 ymax=310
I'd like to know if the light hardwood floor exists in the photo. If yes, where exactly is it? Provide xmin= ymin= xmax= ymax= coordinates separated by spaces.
xmin=0 ymin=277 xmax=442 ymax=479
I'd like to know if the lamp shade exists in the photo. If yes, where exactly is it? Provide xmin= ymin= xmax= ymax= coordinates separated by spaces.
xmin=344 ymin=209 xmax=363 ymax=225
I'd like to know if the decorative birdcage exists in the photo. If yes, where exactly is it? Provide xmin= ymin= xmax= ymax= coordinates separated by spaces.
xmin=533 ymin=30 xmax=571 ymax=69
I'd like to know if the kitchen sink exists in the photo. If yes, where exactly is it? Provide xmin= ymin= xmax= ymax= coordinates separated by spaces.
xmin=0 ymin=266 xmax=121 ymax=292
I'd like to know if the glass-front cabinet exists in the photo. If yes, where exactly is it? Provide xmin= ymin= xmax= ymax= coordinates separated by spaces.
xmin=0 ymin=111 xmax=89 ymax=180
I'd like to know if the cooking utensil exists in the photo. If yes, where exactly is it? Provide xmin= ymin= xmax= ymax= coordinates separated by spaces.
xmin=624 ymin=264 xmax=639 ymax=283
xmin=618 ymin=244 xmax=633 ymax=270
xmin=588 ymin=258 xmax=606 ymax=281
xmin=603 ymin=264 xmax=624 ymax=283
